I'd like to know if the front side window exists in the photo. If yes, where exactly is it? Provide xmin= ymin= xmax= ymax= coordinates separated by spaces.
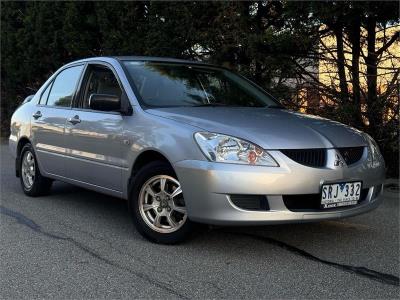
xmin=46 ymin=65 xmax=84 ymax=107
xmin=82 ymin=65 xmax=122 ymax=109
xmin=122 ymin=61 xmax=282 ymax=108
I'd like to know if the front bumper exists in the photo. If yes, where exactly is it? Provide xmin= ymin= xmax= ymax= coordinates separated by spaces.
xmin=173 ymin=150 xmax=385 ymax=225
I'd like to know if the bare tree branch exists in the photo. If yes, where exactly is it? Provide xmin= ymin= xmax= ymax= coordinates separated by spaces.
xmin=376 ymin=31 xmax=399 ymax=56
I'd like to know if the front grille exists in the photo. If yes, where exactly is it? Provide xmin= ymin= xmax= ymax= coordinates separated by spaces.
xmin=229 ymin=195 xmax=269 ymax=211
xmin=282 ymin=188 xmax=369 ymax=212
xmin=338 ymin=147 xmax=364 ymax=165
xmin=280 ymin=149 xmax=326 ymax=168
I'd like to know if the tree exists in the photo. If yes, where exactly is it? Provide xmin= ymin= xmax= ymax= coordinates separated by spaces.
xmin=284 ymin=1 xmax=399 ymax=176
xmin=1 ymin=1 xmax=398 ymax=176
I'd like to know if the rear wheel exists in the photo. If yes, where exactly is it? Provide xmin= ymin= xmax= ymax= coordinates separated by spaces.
xmin=129 ymin=161 xmax=193 ymax=244
xmin=19 ymin=143 xmax=52 ymax=196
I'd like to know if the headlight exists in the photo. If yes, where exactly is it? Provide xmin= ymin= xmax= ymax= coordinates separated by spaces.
xmin=194 ymin=132 xmax=279 ymax=166
xmin=364 ymin=133 xmax=384 ymax=167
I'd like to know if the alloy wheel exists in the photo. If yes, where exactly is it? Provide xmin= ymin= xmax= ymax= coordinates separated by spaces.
xmin=138 ymin=175 xmax=187 ymax=233
xmin=21 ymin=151 xmax=35 ymax=189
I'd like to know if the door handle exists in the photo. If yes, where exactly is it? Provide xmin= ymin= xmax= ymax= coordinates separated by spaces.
xmin=68 ymin=115 xmax=81 ymax=125
xmin=32 ymin=111 xmax=42 ymax=119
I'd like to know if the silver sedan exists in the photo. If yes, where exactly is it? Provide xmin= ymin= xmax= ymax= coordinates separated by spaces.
xmin=9 ymin=56 xmax=385 ymax=243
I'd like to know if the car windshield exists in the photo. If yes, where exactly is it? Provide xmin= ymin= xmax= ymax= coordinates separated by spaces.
xmin=122 ymin=61 xmax=283 ymax=108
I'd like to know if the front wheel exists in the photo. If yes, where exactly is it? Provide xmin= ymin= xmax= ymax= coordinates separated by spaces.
xmin=129 ymin=161 xmax=193 ymax=244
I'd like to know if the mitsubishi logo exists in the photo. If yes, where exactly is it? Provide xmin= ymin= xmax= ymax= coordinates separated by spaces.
xmin=334 ymin=152 xmax=345 ymax=168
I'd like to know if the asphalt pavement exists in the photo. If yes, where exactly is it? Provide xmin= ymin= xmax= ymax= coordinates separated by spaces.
xmin=0 ymin=142 xmax=399 ymax=299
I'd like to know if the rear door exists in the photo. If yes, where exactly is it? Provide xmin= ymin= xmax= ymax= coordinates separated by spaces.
xmin=31 ymin=64 xmax=84 ymax=176
xmin=64 ymin=63 xmax=126 ymax=192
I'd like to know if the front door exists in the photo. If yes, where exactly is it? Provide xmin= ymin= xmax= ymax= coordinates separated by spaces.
xmin=64 ymin=63 xmax=126 ymax=192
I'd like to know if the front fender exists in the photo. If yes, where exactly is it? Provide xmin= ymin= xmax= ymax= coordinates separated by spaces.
xmin=121 ymin=109 xmax=206 ymax=198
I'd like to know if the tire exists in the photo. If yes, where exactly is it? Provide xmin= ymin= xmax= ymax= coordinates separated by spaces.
xmin=129 ymin=161 xmax=193 ymax=244
xmin=19 ymin=143 xmax=52 ymax=196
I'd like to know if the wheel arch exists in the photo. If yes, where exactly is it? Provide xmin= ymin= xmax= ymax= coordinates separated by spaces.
xmin=127 ymin=149 xmax=180 ymax=192
xmin=17 ymin=136 xmax=31 ymax=156
xmin=131 ymin=149 xmax=174 ymax=176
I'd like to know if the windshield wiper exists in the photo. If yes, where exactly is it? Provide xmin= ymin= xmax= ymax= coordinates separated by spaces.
xmin=192 ymin=103 xmax=284 ymax=108
xmin=265 ymin=105 xmax=285 ymax=109
xmin=192 ymin=103 xmax=228 ymax=107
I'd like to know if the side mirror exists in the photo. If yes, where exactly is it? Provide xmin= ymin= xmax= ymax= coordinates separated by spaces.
xmin=89 ymin=94 xmax=120 ymax=112
xmin=23 ymin=95 xmax=35 ymax=104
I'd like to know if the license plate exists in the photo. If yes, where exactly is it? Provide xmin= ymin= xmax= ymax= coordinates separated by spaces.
xmin=321 ymin=181 xmax=362 ymax=209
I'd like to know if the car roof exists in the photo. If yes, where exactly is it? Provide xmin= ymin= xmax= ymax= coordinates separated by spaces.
xmin=115 ymin=56 xmax=209 ymax=65
xmin=67 ymin=56 xmax=214 ymax=67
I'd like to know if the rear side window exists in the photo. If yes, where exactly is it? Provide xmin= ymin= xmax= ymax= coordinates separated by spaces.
xmin=39 ymin=81 xmax=52 ymax=104
xmin=46 ymin=65 xmax=84 ymax=107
